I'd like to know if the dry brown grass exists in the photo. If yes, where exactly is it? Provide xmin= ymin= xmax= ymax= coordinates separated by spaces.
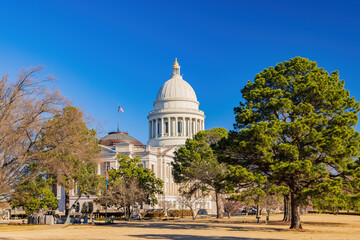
xmin=0 ymin=214 xmax=360 ymax=240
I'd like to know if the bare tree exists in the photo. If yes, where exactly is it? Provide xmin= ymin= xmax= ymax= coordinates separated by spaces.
xmin=260 ymin=193 xmax=282 ymax=220
xmin=113 ymin=178 xmax=145 ymax=220
xmin=178 ymin=184 xmax=206 ymax=220
xmin=158 ymin=198 xmax=176 ymax=217
xmin=0 ymin=67 xmax=64 ymax=199
xmin=222 ymin=197 xmax=241 ymax=218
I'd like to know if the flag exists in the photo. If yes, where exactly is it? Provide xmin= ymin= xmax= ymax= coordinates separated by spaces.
xmin=118 ymin=106 xmax=124 ymax=112
xmin=106 ymin=171 xmax=108 ymax=186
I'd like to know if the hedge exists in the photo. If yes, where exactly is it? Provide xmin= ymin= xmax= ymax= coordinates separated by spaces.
xmin=308 ymin=210 xmax=360 ymax=216
xmin=95 ymin=212 xmax=124 ymax=220
xmin=168 ymin=210 xmax=193 ymax=217
xmin=144 ymin=211 xmax=165 ymax=219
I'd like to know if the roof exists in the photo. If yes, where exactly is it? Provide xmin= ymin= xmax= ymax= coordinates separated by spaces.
xmin=156 ymin=77 xmax=197 ymax=102
xmin=155 ymin=60 xmax=197 ymax=103
xmin=99 ymin=132 xmax=143 ymax=146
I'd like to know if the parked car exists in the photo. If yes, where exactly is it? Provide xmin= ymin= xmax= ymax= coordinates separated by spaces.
xmin=250 ymin=208 xmax=257 ymax=215
xmin=197 ymin=209 xmax=208 ymax=215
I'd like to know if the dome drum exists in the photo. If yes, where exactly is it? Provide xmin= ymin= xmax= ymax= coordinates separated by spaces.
xmin=154 ymin=99 xmax=199 ymax=111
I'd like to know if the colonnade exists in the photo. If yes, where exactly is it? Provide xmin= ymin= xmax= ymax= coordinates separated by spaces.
xmin=149 ymin=116 xmax=204 ymax=140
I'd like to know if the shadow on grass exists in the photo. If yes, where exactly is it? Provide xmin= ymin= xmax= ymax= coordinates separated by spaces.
xmin=129 ymin=234 xmax=284 ymax=240
xmin=103 ymin=221 xmax=286 ymax=233
xmin=302 ymin=221 xmax=348 ymax=227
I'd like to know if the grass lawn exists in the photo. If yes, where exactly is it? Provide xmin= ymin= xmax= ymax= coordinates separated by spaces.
xmin=0 ymin=214 xmax=359 ymax=239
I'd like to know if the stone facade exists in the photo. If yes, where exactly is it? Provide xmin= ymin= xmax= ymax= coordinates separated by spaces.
xmin=56 ymin=59 xmax=214 ymax=214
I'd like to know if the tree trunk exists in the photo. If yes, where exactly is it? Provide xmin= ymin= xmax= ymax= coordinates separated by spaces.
xmin=227 ymin=212 xmax=230 ymax=218
xmin=64 ymin=195 xmax=81 ymax=224
xmin=283 ymin=193 xmax=291 ymax=221
xmin=65 ymin=190 xmax=70 ymax=217
xmin=215 ymin=192 xmax=223 ymax=219
xmin=125 ymin=204 xmax=131 ymax=221
xmin=290 ymin=192 xmax=302 ymax=229
xmin=256 ymin=203 xmax=260 ymax=218
xmin=190 ymin=207 xmax=196 ymax=220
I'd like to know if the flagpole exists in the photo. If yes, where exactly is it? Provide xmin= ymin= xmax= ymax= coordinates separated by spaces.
xmin=105 ymin=184 xmax=107 ymax=221
xmin=105 ymin=183 xmax=107 ymax=221
xmin=105 ymin=171 xmax=108 ymax=222
xmin=117 ymin=106 xmax=120 ymax=132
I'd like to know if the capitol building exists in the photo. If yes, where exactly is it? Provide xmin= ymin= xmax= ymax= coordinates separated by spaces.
xmin=56 ymin=59 xmax=214 ymax=213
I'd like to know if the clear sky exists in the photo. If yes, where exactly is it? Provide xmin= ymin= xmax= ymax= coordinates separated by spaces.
xmin=0 ymin=0 xmax=359 ymax=144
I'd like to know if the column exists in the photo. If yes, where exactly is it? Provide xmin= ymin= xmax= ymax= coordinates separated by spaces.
xmin=169 ymin=118 xmax=172 ymax=137
xmin=169 ymin=164 xmax=171 ymax=195
xmin=188 ymin=119 xmax=190 ymax=137
xmin=190 ymin=119 xmax=192 ymax=138
xmin=155 ymin=118 xmax=158 ymax=138
xmin=194 ymin=119 xmax=197 ymax=134
xmin=149 ymin=121 xmax=152 ymax=139
xmin=153 ymin=120 xmax=156 ymax=138
xmin=161 ymin=118 xmax=164 ymax=137
xmin=164 ymin=161 xmax=166 ymax=193
xmin=202 ymin=120 xmax=205 ymax=130
xmin=182 ymin=118 xmax=185 ymax=137
xmin=151 ymin=120 xmax=153 ymax=138
xmin=175 ymin=117 xmax=178 ymax=137
xmin=172 ymin=118 xmax=175 ymax=137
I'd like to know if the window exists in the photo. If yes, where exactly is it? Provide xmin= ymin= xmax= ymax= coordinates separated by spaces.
xmin=165 ymin=122 xmax=169 ymax=134
xmin=151 ymin=165 xmax=154 ymax=173
xmin=106 ymin=162 xmax=110 ymax=171
xmin=178 ymin=121 xmax=181 ymax=133
xmin=75 ymin=202 xmax=80 ymax=212
xmin=158 ymin=122 xmax=160 ymax=136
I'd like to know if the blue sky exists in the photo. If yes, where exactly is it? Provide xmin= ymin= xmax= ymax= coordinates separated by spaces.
xmin=0 ymin=0 xmax=359 ymax=144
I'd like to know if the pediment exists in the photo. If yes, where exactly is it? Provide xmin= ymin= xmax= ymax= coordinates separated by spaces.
xmin=100 ymin=145 xmax=117 ymax=154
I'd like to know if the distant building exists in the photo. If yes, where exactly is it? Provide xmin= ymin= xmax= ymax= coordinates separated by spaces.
xmin=0 ymin=201 xmax=11 ymax=220
xmin=56 ymin=59 xmax=214 ymax=213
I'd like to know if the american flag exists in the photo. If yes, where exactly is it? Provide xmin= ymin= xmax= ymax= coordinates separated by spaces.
xmin=106 ymin=171 xmax=108 ymax=186
xmin=118 ymin=106 xmax=124 ymax=112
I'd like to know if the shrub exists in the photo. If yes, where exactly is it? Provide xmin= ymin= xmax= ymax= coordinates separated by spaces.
xmin=168 ymin=210 xmax=193 ymax=217
xmin=144 ymin=211 xmax=165 ymax=219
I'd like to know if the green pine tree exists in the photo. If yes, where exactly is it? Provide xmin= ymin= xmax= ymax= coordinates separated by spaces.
xmin=229 ymin=57 xmax=360 ymax=229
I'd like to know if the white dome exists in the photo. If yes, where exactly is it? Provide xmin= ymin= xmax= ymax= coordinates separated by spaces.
xmin=155 ymin=76 xmax=197 ymax=102
xmin=148 ymin=59 xmax=205 ymax=148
